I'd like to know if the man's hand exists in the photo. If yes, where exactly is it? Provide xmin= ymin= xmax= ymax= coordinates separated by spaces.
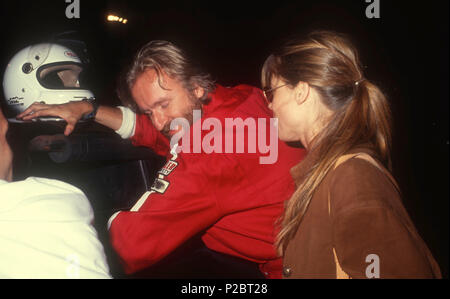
xmin=16 ymin=101 xmax=93 ymax=136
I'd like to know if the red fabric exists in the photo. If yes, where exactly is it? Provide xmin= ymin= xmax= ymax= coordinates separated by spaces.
xmin=109 ymin=84 xmax=305 ymax=277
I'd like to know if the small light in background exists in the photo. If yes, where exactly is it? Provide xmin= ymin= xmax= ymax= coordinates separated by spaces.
xmin=107 ymin=14 xmax=128 ymax=24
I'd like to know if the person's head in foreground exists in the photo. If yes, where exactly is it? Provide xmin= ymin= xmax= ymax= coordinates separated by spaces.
xmin=0 ymin=108 xmax=13 ymax=182
xmin=0 ymin=107 xmax=111 ymax=278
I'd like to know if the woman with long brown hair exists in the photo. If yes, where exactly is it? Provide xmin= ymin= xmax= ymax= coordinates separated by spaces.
xmin=262 ymin=30 xmax=441 ymax=278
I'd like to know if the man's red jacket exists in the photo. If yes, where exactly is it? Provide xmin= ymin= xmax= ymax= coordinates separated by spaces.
xmin=108 ymin=84 xmax=305 ymax=278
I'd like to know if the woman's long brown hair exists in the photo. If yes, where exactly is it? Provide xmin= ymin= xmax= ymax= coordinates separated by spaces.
xmin=262 ymin=31 xmax=393 ymax=255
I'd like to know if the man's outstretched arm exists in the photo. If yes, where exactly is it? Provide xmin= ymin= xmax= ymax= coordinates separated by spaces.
xmin=16 ymin=101 xmax=124 ymax=136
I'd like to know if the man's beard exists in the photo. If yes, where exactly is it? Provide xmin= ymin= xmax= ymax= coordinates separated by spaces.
xmin=160 ymin=96 xmax=203 ymax=139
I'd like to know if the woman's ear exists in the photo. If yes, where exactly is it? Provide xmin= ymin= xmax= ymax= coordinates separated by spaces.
xmin=294 ymin=81 xmax=310 ymax=105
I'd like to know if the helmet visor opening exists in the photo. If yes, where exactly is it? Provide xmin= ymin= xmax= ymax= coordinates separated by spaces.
xmin=37 ymin=63 xmax=83 ymax=89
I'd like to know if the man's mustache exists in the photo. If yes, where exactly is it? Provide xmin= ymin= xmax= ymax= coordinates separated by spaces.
xmin=161 ymin=122 xmax=172 ymax=139
xmin=158 ymin=98 xmax=202 ymax=139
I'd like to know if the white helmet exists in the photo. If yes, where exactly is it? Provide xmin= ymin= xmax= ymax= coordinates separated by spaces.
xmin=2 ymin=43 xmax=94 ymax=122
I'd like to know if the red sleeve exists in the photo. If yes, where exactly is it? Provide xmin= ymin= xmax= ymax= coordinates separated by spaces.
xmin=108 ymin=150 xmax=244 ymax=274
xmin=131 ymin=113 xmax=170 ymax=156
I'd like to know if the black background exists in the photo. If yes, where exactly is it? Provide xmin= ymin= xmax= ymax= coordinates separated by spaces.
xmin=0 ymin=0 xmax=448 ymax=278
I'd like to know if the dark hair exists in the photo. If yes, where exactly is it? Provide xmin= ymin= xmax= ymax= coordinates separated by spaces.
xmin=262 ymin=30 xmax=393 ymax=255
xmin=118 ymin=40 xmax=215 ymax=111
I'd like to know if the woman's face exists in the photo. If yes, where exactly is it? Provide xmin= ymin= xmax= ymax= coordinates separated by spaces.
xmin=267 ymin=76 xmax=333 ymax=149
xmin=267 ymin=77 xmax=304 ymax=142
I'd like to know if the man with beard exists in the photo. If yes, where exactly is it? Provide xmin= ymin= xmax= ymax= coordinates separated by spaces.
xmin=17 ymin=40 xmax=305 ymax=278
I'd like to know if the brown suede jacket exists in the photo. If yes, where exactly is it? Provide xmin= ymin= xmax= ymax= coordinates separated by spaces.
xmin=282 ymin=148 xmax=442 ymax=279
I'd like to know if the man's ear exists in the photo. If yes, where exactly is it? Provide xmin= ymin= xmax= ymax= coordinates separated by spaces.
xmin=294 ymin=81 xmax=310 ymax=106
xmin=193 ymin=85 xmax=205 ymax=100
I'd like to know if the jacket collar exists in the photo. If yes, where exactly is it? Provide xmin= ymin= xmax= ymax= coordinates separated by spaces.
xmin=290 ymin=144 xmax=377 ymax=187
